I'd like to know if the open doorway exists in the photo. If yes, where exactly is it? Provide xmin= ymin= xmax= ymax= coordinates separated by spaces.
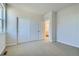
xmin=44 ymin=20 xmax=50 ymax=42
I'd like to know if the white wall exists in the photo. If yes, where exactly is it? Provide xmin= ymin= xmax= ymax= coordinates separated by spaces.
xmin=57 ymin=4 xmax=79 ymax=48
xmin=44 ymin=11 xmax=57 ymax=42
xmin=7 ymin=7 xmax=17 ymax=46
xmin=7 ymin=5 xmax=44 ymax=46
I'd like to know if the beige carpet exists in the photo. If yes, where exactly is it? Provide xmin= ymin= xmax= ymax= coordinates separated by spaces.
xmin=6 ymin=40 xmax=79 ymax=56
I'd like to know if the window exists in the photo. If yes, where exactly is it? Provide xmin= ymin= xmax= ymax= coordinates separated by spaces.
xmin=0 ymin=4 xmax=5 ymax=33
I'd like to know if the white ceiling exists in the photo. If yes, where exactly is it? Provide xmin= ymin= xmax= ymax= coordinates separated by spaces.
xmin=8 ymin=3 xmax=75 ymax=15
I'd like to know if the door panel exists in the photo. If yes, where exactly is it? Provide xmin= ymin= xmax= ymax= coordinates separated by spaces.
xmin=18 ymin=18 xmax=30 ymax=43
xmin=18 ymin=18 xmax=40 ymax=43
xmin=30 ymin=21 xmax=39 ymax=41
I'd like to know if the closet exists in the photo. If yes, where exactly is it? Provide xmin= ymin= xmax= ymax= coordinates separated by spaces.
xmin=17 ymin=17 xmax=40 ymax=44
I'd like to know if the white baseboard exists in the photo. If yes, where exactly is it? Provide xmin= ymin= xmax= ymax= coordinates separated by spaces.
xmin=6 ymin=39 xmax=44 ymax=47
xmin=57 ymin=40 xmax=79 ymax=48
xmin=6 ymin=43 xmax=17 ymax=47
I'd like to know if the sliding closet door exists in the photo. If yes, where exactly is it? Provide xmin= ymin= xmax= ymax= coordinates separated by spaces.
xmin=18 ymin=18 xmax=30 ymax=43
xmin=30 ymin=21 xmax=40 ymax=41
xmin=17 ymin=17 xmax=40 ymax=43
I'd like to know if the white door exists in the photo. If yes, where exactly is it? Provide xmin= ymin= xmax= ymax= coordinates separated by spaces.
xmin=18 ymin=18 xmax=30 ymax=43
xmin=30 ymin=21 xmax=40 ymax=41
xmin=17 ymin=18 xmax=40 ymax=43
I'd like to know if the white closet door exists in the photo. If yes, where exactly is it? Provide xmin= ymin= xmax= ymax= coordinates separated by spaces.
xmin=30 ymin=21 xmax=40 ymax=41
xmin=18 ymin=18 xmax=40 ymax=43
xmin=18 ymin=18 xmax=30 ymax=43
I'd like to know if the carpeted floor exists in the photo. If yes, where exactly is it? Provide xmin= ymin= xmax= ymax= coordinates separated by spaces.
xmin=6 ymin=40 xmax=79 ymax=56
